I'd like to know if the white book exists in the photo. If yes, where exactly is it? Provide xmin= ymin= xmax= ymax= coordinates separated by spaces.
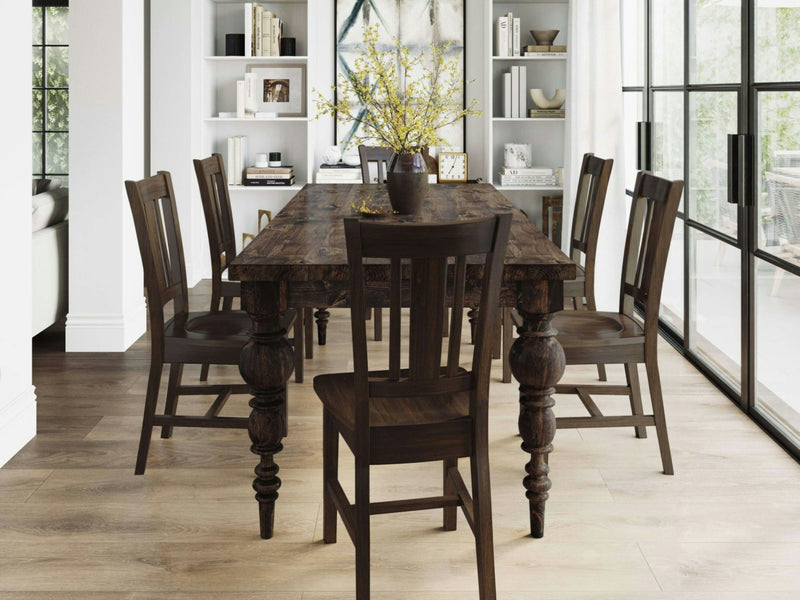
xmin=500 ymin=167 xmax=554 ymax=175
xmin=243 ymin=3 xmax=252 ymax=57
xmin=246 ymin=173 xmax=294 ymax=180
xmin=495 ymin=17 xmax=508 ymax=57
xmin=512 ymin=18 xmax=520 ymax=57
xmin=270 ymin=17 xmax=281 ymax=56
xmin=240 ymin=136 xmax=248 ymax=177
xmin=236 ymin=79 xmax=246 ymax=118
xmin=518 ymin=65 xmax=526 ymax=116
xmin=234 ymin=137 xmax=242 ymax=185
xmin=503 ymin=72 xmax=512 ymax=118
xmin=244 ymin=72 xmax=258 ymax=116
xmin=254 ymin=5 xmax=262 ymax=56
xmin=506 ymin=12 xmax=513 ymax=57
xmin=262 ymin=11 xmax=272 ymax=56
xmin=227 ymin=137 xmax=235 ymax=183
xmin=510 ymin=66 xmax=519 ymax=119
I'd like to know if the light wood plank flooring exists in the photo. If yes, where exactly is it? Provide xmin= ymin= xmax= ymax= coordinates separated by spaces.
xmin=2 ymin=281 xmax=799 ymax=598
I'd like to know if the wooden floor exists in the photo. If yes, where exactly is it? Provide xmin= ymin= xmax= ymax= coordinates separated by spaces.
xmin=3 ymin=281 xmax=799 ymax=599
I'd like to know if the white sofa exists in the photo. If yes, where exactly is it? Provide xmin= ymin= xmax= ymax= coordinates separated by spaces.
xmin=31 ymin=179 xmax=69 ymax=336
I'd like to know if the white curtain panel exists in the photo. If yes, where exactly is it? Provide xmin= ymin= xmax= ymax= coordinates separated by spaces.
xmin=565 ymin=0 xmax=626 ymax=310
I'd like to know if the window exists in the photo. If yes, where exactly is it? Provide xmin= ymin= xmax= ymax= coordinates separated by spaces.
xmin=32 ymin=0 xmax=69 ymax=184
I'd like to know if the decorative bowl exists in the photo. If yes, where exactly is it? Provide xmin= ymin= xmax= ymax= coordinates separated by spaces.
xmin=530 ymin=88 xmax=566 ymax=109
xmin=530 ymin=29 xmax=559 ymax=45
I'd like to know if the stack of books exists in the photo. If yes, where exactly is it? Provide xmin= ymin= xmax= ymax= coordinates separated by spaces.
xmin=523 ymin=45 xmax=567 ymax=56
xmin=315 ymin=163 xmax=363 ymax=184
xmin=243 ymin=165 xmax=295 ymax=186
xmin=226 ymin=136 xmax=248 ymax=185
xmin=498 ymin=166 xmax=558 ymax=187
xmin=495 ymin=13 xmax=521 ymax=57
xmin=244 ymin=3 xmax=282 ymax=57
xmin=502 ymin=65 xmax=527 ymax=118
xmin=529 ymin=109 xmax=565 ymax=119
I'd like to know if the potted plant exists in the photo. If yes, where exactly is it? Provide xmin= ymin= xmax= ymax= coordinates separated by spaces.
xmin=315 ymin=25 xmax=480 ymax=214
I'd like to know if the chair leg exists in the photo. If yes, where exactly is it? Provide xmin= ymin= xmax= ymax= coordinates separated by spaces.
xmin=160 ymin=363 xmax=183 ymax=439
xmin=502 ymin=308 xmax=513 ymax=383
xmin=645 ymin=358 xmax=674 ymax=475
xmin=374 ymin=308 xmax=383 ymax=341
xmin=471 ymin=447 xmax=497 ymax=600
xmin=355 ymin=460 xmax=371 ymax=600
xmin=491 ymin=309 xmax=501 ymax=360
xmin=625 ymin=363 xmax=647 ymax=439
xmin=293 ymin=312 xmax=304 ymax=384
xmin=304 ymin=307 xmax=314 ymax=359
xmin=596 ymin=363 xmax=608 ymax=381
xmin=322 ymin=410 xmax=338 ymax=544
xmin=578 ymin=294 xmax=607 ymax=381
xmin=443 ymin=458 xmax=458 ymax=531
xmin=135 ymin=360 xmax=163 ymax=475
xmin=199 ymin=363 xmax=210 ymax=382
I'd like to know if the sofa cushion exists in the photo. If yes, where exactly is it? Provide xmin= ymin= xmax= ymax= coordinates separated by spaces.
xmin=32 ymin=178 xmax=62 ymax=195
xmin=32 ymin=187 xmax=69 ymax=232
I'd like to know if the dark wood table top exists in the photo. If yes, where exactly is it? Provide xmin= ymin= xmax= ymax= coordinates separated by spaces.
xmin=229 ymin=183 xmax=576 ymax=283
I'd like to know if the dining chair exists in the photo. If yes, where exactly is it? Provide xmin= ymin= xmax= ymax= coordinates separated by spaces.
xmin=500 ymin=153 xmax=613 ymax=383
xmin=552 ymin=171 xmax=684 ymax=475
xmin=193 ymin=153 xmax=309 ymax=383
xmin=313 ymin=213 xmax=511 ymax=600
xmin=125 ymin=171 xmax=295 ymax=475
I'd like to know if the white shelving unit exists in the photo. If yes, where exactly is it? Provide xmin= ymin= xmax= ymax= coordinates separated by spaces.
xmin=201 ymin=0 xmax=317 ymax=250
xmin=486 ymin=1 xmax=570 ymax=232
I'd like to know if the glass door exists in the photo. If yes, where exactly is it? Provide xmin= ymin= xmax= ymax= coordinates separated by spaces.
xmin=622 ymin=0 xmax=800 ymax=457
xmin=752 ymin=3 xmax=800 ymax=450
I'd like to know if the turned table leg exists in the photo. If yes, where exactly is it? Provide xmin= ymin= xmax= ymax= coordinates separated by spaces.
xmin=508 ymin=280 xmax=565 ymax=538
xmin=240 ymin=282 xmax=294 ymax=539
xmin=314 ymin=308 xmax=330 ymax=346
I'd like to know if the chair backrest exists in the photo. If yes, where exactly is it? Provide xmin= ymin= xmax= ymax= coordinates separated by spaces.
xmin=568 ymin=153 xmax=613 ymax=289
xmin=358 ymin=145 xmax=394 ymax=183
xmin=193 ymin=153 xmax=236 ymax=280
xmin=620 ymin=171 xmax=684 ymax=335
xmin=125 ymin=171 xmax=189 ymax=341
xmin=343 ymin=213 xmax=512 ymax=433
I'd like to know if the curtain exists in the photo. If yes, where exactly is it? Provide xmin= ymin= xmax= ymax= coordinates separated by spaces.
xmin=564 ymin=0 xmax=626 ymax=310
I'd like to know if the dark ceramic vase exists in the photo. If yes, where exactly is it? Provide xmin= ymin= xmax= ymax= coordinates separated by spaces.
xmin=386 ymin=151 xmax=428 ymax=214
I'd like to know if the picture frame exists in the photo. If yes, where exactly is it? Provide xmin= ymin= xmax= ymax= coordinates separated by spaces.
xmin=246 ymin=63 xmax=306 ymax=117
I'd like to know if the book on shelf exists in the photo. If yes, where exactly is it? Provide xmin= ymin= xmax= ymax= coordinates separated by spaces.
xmin=524 ymin=45 xmax=568 ymax=53
xmin=503 ymin=72 xmax=512 ymax=118
xmin=243 ymin=177 xmax=296 ymax=186
xmin=227 ymin=135 xmax=248 ymax=185
xmin=518 ymin=64 xmax=527 ymax=116
xmin=270 ymin=15 xmax=281 ymax=56
xmin=524 ymin=51 xmax=567 ymax=58
xmin=495 ymin=16 xmax=509 ymax=57
xmin=236 ymin=80 xmax=246 ymax=118
xmin=246 ymin=173 xmax=294 ymax=180
xmin=319 ymin=162 xmax=361 ymax=169
xmin=510 ymin=65 xmax=519 ymax=118
xmin=506 ymin=12 xmax=513 ymax=56
xmin=315 ymin=170 xmax=361 ymax=179
xmin=247 ymin=166 xmax=293 ymax=175
xmin=500 ymin=166 xmax=554 ymax=176
xmin=254 ymin=4 xmax=262 ymax=56
xmin=512 ymin=17 xmax=520 ymax=57
xmin=244 ymin=3 xmax=253 ymax=57
xmin=316 ymin=175 xmax=363 ymax=184
xmin=529 ymin=109 xmax=565 ymax=118
xmin=499 ymin=174 xmax=558 ymax=186
xmin=261 ymin=11 xmax=271 ymax=55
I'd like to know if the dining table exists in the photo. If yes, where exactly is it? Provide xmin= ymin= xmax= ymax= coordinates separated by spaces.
xmin=228 ymin=182 xmax=576 ymax=540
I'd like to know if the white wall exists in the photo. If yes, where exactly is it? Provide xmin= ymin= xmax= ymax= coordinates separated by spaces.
xmin=66 ymin=0 xmax=147 ymax=352
xmin=0 ymin=2 xmax=35 ymax=466
xmin=150 ymin=0 xmax=208 ymax=286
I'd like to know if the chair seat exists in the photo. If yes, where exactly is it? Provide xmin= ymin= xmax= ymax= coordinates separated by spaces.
xmin=164 ymin=309 xmax=295 ymax=365
xmin=554 ymin=311 xmax=645 ymax=364
xmin=314 ymin=369 xmax=472 ymax=464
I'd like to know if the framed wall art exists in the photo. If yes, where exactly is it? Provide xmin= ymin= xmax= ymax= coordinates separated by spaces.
xmin=334 ymin=0 xmax=466 ymax=149
xmin=247 ymin=63 xmax=306 ymax=117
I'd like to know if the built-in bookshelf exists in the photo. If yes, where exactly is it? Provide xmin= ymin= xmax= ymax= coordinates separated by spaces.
xmin=486 ymin=1 xmax=569 ymax=227
xmin=201 ymin=0 xmax=316 ymax=248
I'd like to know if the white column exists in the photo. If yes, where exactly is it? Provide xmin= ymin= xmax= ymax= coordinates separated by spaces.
xmin=66 ymin=0 xmax=147 ymax=352
xmin=0 ymin=2 xmax=35 ymax=466
xmin=150 ymin=0 xmax=208 ymax=286
xmin=565 ymin=0 xmax=627 ymax=311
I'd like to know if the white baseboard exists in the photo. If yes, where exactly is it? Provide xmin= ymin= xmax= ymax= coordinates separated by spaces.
xmin=0 ymin=385 xmax=36 ymax=468
xmin=65 ymin=298 xmax=147 ymax=352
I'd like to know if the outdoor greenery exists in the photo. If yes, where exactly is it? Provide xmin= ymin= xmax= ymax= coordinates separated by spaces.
xmin=33 ymin=5 xmax=69 ymax=180
xmin=314 ymin=25 xmax=480 ymax=154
